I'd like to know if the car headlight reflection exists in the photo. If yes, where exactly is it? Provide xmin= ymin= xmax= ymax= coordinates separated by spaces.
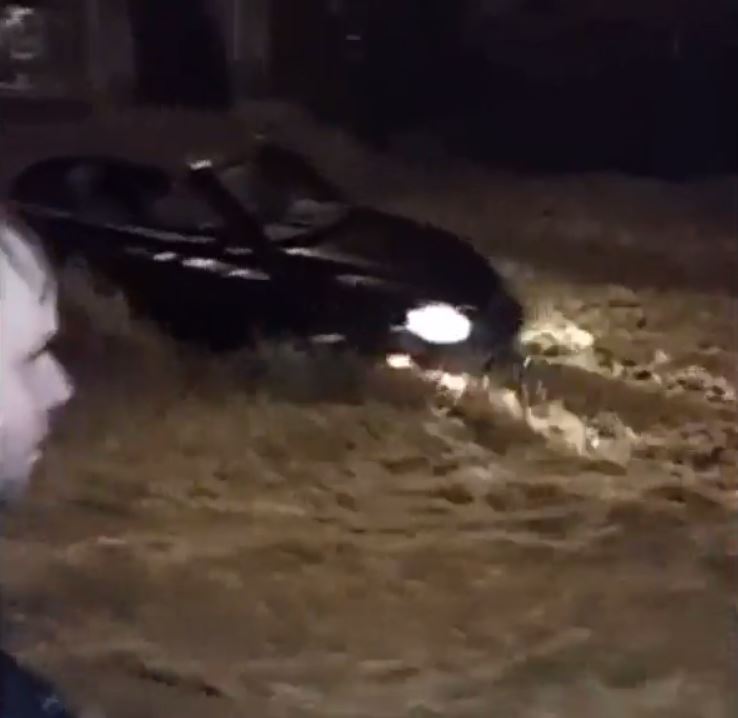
xmin=404 ymin=303 xmax=472 ymax=345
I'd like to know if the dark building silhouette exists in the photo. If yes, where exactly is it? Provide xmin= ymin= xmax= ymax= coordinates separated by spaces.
xmin=1 ymin=0 xmax=736 ymax=176
xmin=127 ymin=0 xmax=231 ymax=109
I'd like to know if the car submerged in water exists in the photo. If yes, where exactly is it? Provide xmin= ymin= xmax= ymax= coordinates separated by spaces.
xmin=8 ymin=142 xmax=525 ymax=375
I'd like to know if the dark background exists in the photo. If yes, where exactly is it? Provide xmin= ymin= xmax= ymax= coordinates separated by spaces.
xmin=5 ymin=0 xmax=738 ymax=178
xmin=266 ymin=0 xmax=738 ymax=178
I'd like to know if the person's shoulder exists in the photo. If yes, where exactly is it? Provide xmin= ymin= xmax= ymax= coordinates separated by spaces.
xmin=0 ymin=649 xmax=77 ymax=717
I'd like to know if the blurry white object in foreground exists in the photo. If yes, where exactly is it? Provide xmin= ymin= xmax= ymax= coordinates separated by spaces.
xmin=405 ymin=303 xmax=472 ymax=344
xmin=0 ymin=209 xmax=73 ymax=499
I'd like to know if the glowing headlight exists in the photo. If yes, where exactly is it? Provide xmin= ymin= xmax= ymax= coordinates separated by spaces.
xmin=404 ymin=303 xmax=472 ymax=345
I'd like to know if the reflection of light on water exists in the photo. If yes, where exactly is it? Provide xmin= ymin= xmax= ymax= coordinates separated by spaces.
xmin=386 ymin=353 xmax=414 ymax=370
xmin=384 ymin=352 xmax=634 ymax=462
xmin=153 ymin=251 xmax=177 ymax=262
xmin=385 ymin=353 xmax=470 ymax=399
xmin=310 ymin=333 xmax=345 ymax=345
xmin=520 ymin=313 xmax=594 ymax=355
xmin=424 ymin=370 xmax=470 ymax=398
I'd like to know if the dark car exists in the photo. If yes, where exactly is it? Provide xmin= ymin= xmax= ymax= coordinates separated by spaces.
xmin=8 ymin=143 xmax=525 ymax=374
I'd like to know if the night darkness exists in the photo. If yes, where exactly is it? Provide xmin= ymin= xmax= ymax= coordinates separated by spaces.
xmin=119 ymin=0 xmax=738 ymax=178
xmin=267 ymin=0 xmax=738 ymax=177
xmin=1 ymin=0 xmax=736 ymax=178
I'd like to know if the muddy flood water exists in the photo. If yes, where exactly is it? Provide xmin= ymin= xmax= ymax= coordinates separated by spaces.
xmin=1 ymin=108 xmax=736 ymax=717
